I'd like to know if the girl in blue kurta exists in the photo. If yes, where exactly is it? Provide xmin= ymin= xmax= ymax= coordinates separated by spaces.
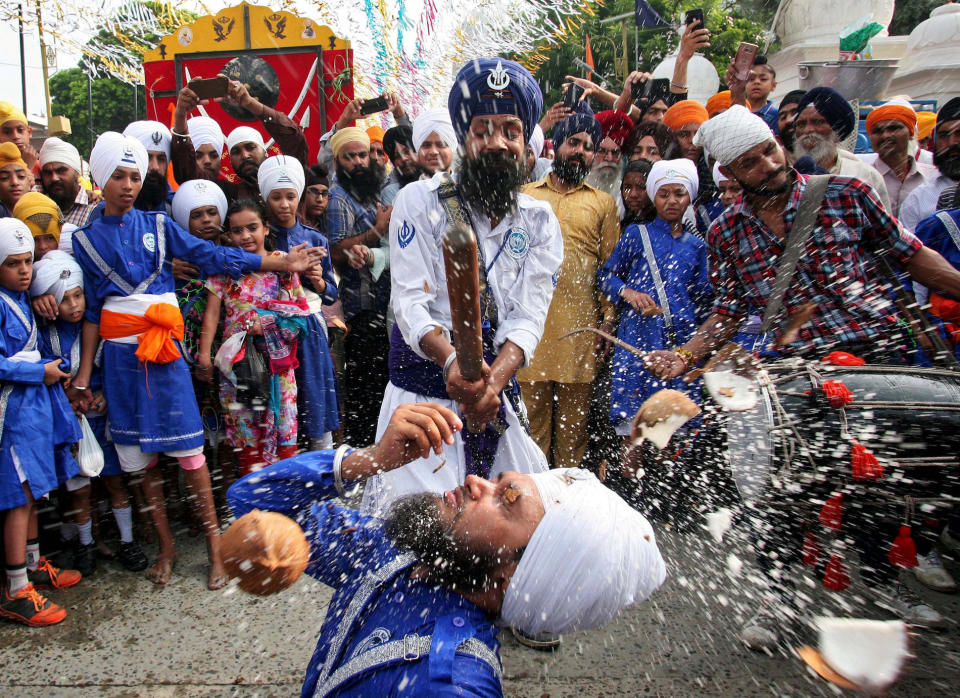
xmin=32 ymin=251 xmax=149 ymax=576
xmin=598 ymin=159 xmax=712 ymax=437
xmin=0 ymin=220 xmax=83 ymax=626
xmin=258 ymin=155 xmax=340 ymax=448
xmin=70 ymin=132 xmax=323 ymax=589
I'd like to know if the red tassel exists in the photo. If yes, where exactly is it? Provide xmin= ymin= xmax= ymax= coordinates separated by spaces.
xmin=823 ymin=554 xmax=850 ymax=590
xmin=850 ymin=440 xmax=884 ymax=481
xmin=819 ymin=493 xmax=843 ymax=530
xmin=888 ymin=525 xmax=919 ymax=568
xmin=821 ymin=380 xmax=854 ymax=408
xmin=802 ymin=532 xmax=821 ymax=566
xmin=821 ymin=351 xmax=866 ymax=366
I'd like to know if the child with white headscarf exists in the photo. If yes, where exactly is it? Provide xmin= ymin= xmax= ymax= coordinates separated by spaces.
xmin=31 ymin=251 xmax=148 ymax=577
xmin=0 ymin=219 xmax=83 ymax=626
xmin=597 ymin=159 xmax=712 ymax=438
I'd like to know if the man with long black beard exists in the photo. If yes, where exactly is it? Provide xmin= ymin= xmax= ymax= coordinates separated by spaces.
xmin=518 ymin=111 xmax=619 ymax=470
xmin=122 ymin=121 xmax=174 ymax=213
xmin=901 ymin=98 xmax=960 ymax=232
xmin=363 ymin=58 xmax=561 ymax=551
xmin=326 ymin=127 xmax=393 ymax=446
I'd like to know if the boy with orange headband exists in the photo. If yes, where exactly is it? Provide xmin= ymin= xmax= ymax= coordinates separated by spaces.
xmin=69 ymin=132 xmax=324 ymax=588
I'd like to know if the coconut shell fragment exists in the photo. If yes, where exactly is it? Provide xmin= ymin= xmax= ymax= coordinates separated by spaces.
xmin=221 ymin=510 xmax=310 ymax=595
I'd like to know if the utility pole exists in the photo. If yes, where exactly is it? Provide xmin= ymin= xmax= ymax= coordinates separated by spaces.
xmin=87 ymin=71 xmax=94 ymax=158
xmin=18 ymin=3 xmax=27 ymax=113
xmin=34 ymin=0 xmax=52 ymax=121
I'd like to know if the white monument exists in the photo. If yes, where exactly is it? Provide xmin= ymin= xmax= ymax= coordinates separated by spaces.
xmin=887 ymin=2 xmax=960 ymax=104
xmin=651 ymin=54 xmax=720 ymax=105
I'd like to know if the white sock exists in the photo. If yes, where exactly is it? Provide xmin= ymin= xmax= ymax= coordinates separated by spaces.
xmin=25 ymin=540 xmax=40 ymax=571
xmin=60 ymin=522 xmax=78 ymax=541
xmin=5 ymin=566 xmax=28 ymax=593
xmin=112 ymin=507 xmax=134 ymax=544
xmin=77 ymin=520 xmax=94 ymax=546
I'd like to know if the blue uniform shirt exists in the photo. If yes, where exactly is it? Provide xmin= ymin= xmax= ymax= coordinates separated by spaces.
xmin=228 ymin=452 xmax=503 ymax=697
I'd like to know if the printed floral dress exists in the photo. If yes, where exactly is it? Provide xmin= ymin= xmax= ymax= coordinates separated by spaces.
xmin=206 ymin=253 xmax=305 ymax=457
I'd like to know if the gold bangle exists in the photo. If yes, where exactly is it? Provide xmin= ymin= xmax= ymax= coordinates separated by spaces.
xmin=674 ymin=347 xmax=696 ymax=368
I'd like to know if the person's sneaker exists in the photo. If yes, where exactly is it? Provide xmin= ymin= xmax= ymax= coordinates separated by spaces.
xmin=942 ymin=526 xmax=960 ymax=555
xmin=510 ymin=626 xmax=562 ymax=651
xmin=54 ymin=539 xmax=78 ymax=571
xmin=115 ymin=541 xmax=148 ymax=572
xmin=913 ymin=550 xmax=957 ymax=593
xmin=741 ymin=605 xmax=781 ymax=651
xmin=869 ymin=581 xmax=945 ymax=628
xmin=0 ymin=583 xmax=67 ymax=626
xmin=27 ymin=557 xmax=82 ymax=590
xmin=72 ymin=543 xmax=97 ymax=578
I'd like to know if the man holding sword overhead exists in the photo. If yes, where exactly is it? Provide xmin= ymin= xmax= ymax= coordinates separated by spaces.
xmin=360 ymin=58 xmax=562 ymax=522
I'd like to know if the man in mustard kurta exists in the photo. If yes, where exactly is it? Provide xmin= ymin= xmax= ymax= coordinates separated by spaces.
xmin=519 ymin=111 xmax=620 ymax=469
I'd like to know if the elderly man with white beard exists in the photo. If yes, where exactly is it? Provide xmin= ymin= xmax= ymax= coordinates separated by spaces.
xmin=585 ymin=110 xmax=635 ymax=205
xmin=791 ymin=87 xmax=891 ymax=209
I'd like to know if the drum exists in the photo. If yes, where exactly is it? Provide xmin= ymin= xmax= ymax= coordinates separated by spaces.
xmin=725 ymin=363 xmax=960 ymax=503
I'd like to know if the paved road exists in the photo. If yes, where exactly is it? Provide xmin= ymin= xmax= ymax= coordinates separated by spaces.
xmin=2 ymin=520 xmax=957 ymax=696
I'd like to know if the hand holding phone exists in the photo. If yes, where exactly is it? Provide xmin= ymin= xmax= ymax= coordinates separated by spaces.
xmin=563 ymin=82 xmax=585 ymax=110
xmin=685 ymin=8 xmax=704 ymax=29
xmin=733 ymin=42 xmax=759 ymax=82
xmin=360 ymin=95 xmax=390 ymax=116
xmin=187 ymin=76 xmax=229 ymax=101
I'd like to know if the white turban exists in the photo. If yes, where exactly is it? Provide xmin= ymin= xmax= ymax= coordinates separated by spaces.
xmin=528 ymin=124 xmax=545 ymax=159
xmin=89 ymin=132 xmax=148 ymax=189
xmin=187 ymin=116 xmax=225 ymax=155
xmin=257 ymin=155 xmax=305 ymax=200
xmin=39 ymin=137 xmax=82 ymax=173
xmin=412 ymin=108 xmax=456 ymax=152
xmin=30 ymin=250 xmax=83 ymax=303
xmin=172 ymin=179 xmax=228 ymax=231
xmin=58 ymin=223 xmax=78 ymax=254
xmin=0 ymin=218 xmax=35 ymax=264
xmin=226 ymin=126 xmax=266 ymax=153
xmin=646 ymin=158 xmax=699 ymax=202
xmin=692 ymin=104 xmax=774 ymax=167
xmin=501 ymin=469 xmax=666 ymax=635
xmin=712 ymin=161 xmax=729 ymax=188
xmin=122 ymin=120 xmax=172 ymax=159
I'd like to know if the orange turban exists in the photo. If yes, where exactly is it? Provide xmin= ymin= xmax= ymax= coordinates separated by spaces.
xmin=366 ymin=125 xmax=386 ymax=144
xmin=865 ymin=103 xmax=917 ymax=135
xmin=916 ymin=111 xmax=937 ymax=140
xmin=663 ymin=100 xmax=709 ymax=131
xmin=706 ymin=91 xmax=731 ymax=118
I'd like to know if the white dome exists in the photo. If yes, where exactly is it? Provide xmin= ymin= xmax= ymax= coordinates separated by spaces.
xmin=651 ymin=54 xmax=719 ymax=105
xmin=774 ymin=0 xmax=894 ymax=47
xmin=900 ymin=2 xmax=960 ymax=70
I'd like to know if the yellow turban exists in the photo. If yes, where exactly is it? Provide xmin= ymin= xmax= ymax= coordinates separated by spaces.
xmin=706 ymin=91 xmax=731 ymax=118
xmin=330 ymin=127 xmax=371 ymax=160
xmin=663 ymin=100 xmax=709 ymax=131
xmin=13 ymin=192 xmax=62 ymax=242
xmin=0 ymin=142 xmax=27 ymax=172
xmin=366 ymin=125 xmax=386 ymax=144
xmin=916 ymin=111 xmax=937 ymax=141
xmin=0 ymin=101 xmax=28 ymax=127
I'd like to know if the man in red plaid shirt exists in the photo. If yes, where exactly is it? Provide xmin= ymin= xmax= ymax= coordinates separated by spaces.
xmin=647 ymin=104 xmax=960 ymax=651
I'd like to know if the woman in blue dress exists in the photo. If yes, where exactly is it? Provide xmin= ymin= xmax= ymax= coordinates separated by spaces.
xmin=598 ymin=158 xmax=712 ymax=440
xmin=258 ymin=156 xmax=340 ymax=449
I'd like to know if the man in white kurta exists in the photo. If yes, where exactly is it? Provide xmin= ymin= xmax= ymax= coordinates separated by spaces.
xmin=360 ymin=58 xmax=563 ymax=514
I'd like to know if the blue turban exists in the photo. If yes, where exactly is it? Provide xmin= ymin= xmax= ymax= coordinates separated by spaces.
xmin=552 ymin=100 xmax=602 ymax=151
xmin=448 ymin=58 xmax=543 ymax=145
xmin=796 ymin=87 xmax=855 ymax=140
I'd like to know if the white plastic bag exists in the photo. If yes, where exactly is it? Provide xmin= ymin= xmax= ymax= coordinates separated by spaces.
xmin=77 ymin=415 xmax=104 ymax=477
xmin=214 ymin=330 xmax=247 ymax=385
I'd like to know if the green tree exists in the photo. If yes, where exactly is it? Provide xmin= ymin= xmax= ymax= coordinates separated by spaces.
xmin=48 ymin=69 xmax=145 ymax=161
xmin=517 ymin=1 xmax=770 ymax=107
xmin=889 ymin=0 xmax=945 ymax=36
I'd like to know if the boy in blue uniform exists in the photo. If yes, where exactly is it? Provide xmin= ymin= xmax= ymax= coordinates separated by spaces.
xmin=228 ymin=402 xmax=667 ymax=697
xmin=69 ymin=131 xmax=325 ymax=588
xmin=0 ymin=220 xmax=82 ymax=626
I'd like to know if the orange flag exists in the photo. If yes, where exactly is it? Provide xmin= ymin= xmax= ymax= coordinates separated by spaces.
xmin=585 ymin=34 xmax=595 ymax=82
